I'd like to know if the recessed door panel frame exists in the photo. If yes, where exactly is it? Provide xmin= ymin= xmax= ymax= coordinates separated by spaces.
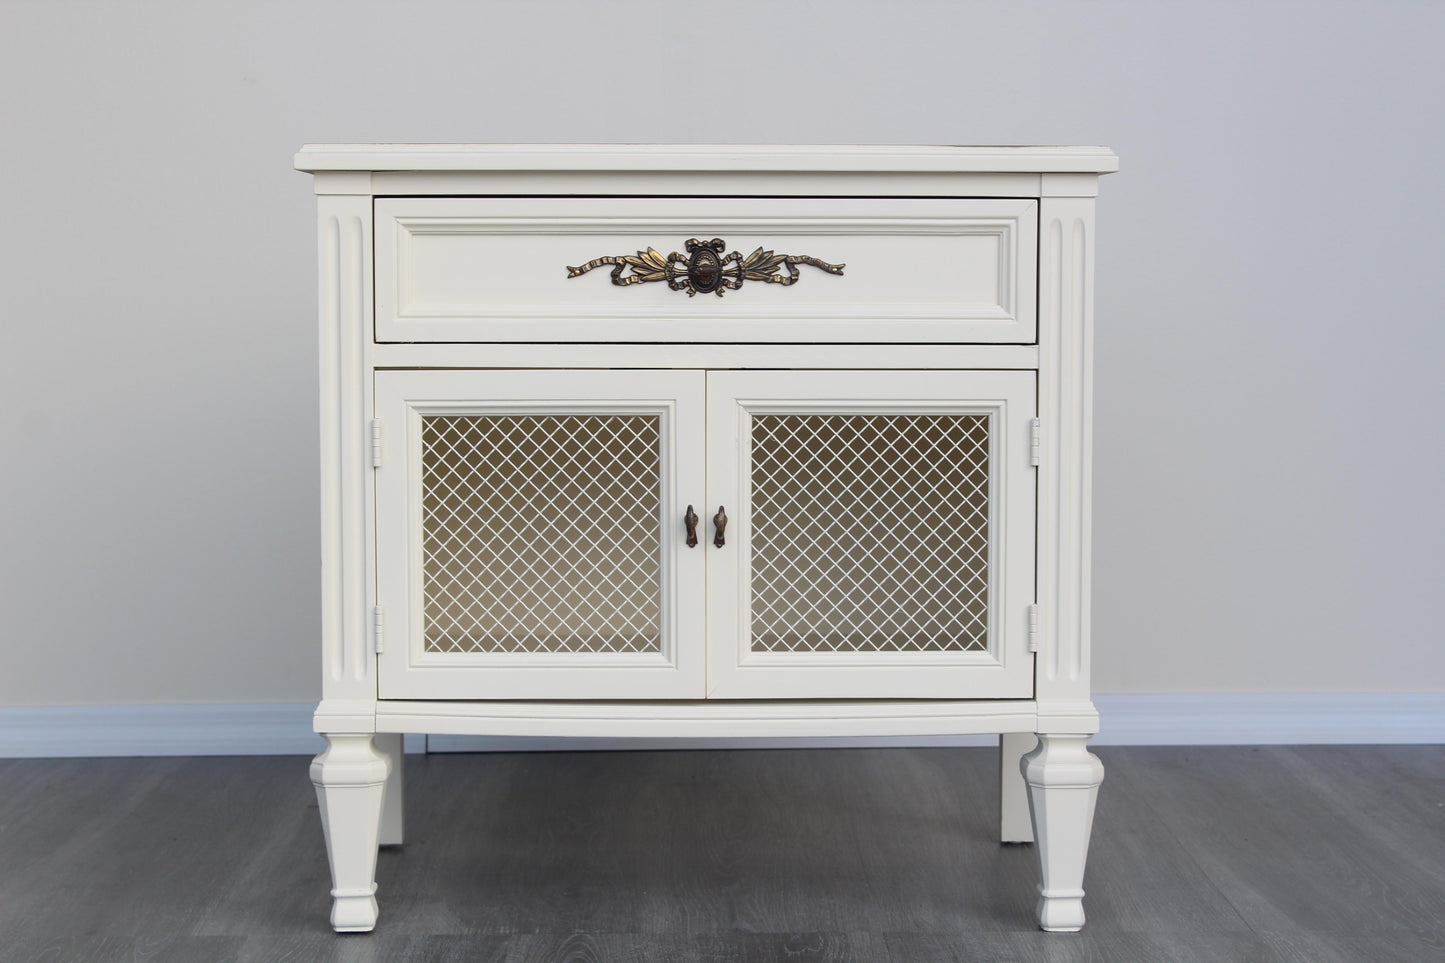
xmin=375 ymin=369 xmax=707 ymax=700
xmin=705 ymin=369 xmax=1037 ymax=699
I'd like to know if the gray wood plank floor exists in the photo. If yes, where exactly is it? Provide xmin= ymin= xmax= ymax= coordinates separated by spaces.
xmin=1 ymin=746 xmax=1441 ymax=962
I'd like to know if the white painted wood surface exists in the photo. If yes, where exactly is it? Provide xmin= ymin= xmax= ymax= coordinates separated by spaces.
xmin=295 ymin=143 xmax=1120 ymax=174
xmin=374 ymin=700 xmax=1042 ymax=738
xmin=374 ymin=732 xmax=405 ymax=847
xmin=316 ymin=193 xmax=376 ymax=709
xmin=371 ymin=342 xmax=1040 ymax=370
xmin=374 ymin=369 xmax=708 ymax=700
xmin=1035 ymin=197 xmax=1097 ymax=711
xmin=703 ymin=370 xmax=1037 ymax=699
xmin=1000 ymin=732 xmax=1037 ymax=843
xmin=365 ymin=170 xmax=1050 ymax=199
xmin=303 ymin=144 xmax=1115 ymax=934
xmin=374 ymin=197 xmax=1036 ymax=343
xmin=311 ymin=733 xmax=389 ymax=932
xmin=1021 ymin=734 xmax=1105 ymax=932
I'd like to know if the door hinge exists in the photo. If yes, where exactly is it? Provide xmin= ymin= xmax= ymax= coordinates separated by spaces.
xmin=372 ymin=605 xmax=385 ymax=654
xmin=1029 ymin=418 xmax=1041 ymax=467
xmin=1027 ymin=603 xmax=1040 ymax=653
xmin=370 ymin=419 xmax=383 ymax=468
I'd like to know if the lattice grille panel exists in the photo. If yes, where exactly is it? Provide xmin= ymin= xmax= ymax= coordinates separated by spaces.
xmin=749 ymin=413 xmax=991 ymax=653
xmin=420 ymin=413 xmax=663 ymax=654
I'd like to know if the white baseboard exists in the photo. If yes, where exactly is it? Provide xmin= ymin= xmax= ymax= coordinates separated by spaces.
xmin=0 ymin=694 xmax=1440 ymax=758
xmin=0 ymin=704 xmax=424 ymax=759
xmin=1093 ymin=693 xmax=1445 ymax=747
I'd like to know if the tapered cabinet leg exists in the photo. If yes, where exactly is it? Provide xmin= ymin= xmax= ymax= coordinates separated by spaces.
xmin=1021 ymin=733 xmax=1104 ymax=932
xmin=311 ymin=733 xmax=390 ymax=932
xmin=999 ymin=732 xmax=1036 ymax=843
xmin=375 ymin=733 xmax=405 ymax=847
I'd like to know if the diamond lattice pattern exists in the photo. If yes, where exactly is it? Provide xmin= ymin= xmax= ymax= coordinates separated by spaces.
xmin=749 ymin=413 xmax=991 ymax=653
xmin=420 ymin=414 xmax=663 ymax=654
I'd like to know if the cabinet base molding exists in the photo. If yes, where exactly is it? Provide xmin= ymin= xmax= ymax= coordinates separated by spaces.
xmin=370 ymin=700 xmax=1051 ymax=740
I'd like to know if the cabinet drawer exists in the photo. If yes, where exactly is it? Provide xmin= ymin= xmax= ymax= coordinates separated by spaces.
xmin=374 ymin=197 xmax=1037 ymax=344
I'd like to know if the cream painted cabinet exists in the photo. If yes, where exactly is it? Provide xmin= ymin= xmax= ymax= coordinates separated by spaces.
xmin=298 ymin=144 xmax=1116 ymax=934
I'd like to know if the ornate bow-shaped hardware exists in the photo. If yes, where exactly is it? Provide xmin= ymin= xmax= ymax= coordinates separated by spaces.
xmin=566 ymin=238 xmax=844 ymax=298
xmin=713 ymin=506 xmax=728 ymax=548
xmin=684 ymin=505 xmax=700 ymax=548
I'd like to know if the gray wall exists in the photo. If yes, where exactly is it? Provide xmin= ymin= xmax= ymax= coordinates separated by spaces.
xmin=2 ymin=0 xmax=1442 ymax=705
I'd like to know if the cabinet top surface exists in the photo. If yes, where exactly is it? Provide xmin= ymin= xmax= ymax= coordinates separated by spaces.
xmin=294 ymin=143 xmax=1119 ymax=175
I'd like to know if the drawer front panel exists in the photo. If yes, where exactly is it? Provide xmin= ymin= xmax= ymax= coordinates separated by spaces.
xmin=375 ymin=197 xmax=1037 ymax=343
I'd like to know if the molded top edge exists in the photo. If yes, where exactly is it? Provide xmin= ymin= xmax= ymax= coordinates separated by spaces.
xmin=294 ymin=144 xmax=1119 ymax=174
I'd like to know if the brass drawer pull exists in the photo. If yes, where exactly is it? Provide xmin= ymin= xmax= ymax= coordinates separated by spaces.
xmin=567 ymin=237 xmax=844 ymax=298
xmin=713 ymin=506 xmax=728 ymax=548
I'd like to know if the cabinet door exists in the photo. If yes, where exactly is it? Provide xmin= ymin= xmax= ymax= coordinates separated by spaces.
xmin=376 ymin=370 xmax=707 ymax=699
xmin=705 ymin=370 xmax=1036 ymax=699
